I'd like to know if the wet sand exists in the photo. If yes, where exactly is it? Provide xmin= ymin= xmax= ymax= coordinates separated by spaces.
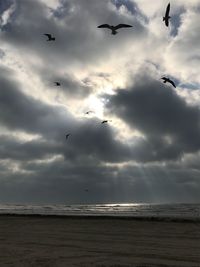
xmin=0 ymin=215 xmax=200 ymax=267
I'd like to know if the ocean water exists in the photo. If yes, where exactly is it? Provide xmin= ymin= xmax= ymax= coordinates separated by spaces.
xmin=0 ymin=203 xmax=200 ymax=221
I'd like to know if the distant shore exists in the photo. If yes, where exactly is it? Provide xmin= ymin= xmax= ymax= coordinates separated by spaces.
xmin=0 ymin=213 xmax=200 ymax=222
xmin=0 ymin=215 xmax=200 ymax=266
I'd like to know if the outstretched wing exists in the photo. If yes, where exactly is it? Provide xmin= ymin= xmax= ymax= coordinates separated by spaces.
xmin=115 ymin=24 xmax=133 ymax=30
xmin=66 ymin=134 xmax=70 ymax=139
xmin=44 ymin=33 xmax=51 ymax=39
xmin=165 ymin=3 xmax=170 ymax=17
xmin=97 ymin=24 xmax=111 ymax=29
xmin=169 ymin=80 xmax=176 ymax=88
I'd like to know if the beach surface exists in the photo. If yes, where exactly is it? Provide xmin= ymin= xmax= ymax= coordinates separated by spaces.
xmin=0 ymin=216 xmax=200 ymax=267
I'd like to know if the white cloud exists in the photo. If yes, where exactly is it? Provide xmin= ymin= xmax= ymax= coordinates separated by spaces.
xmin=164 ymin=9 xmax=200 ymax=82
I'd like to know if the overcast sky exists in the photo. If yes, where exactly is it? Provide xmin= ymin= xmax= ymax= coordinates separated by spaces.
xmin=0 ymin=0 xmax=200 ymax=204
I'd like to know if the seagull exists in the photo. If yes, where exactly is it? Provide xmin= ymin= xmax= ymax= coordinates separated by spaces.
xmin=44 ymin=33 xmax=55 ymax=41
xmin=97 ymin=24 xmax=133 ymax=35
xmin=163 ymin=3 xmax=171 ymax=27
xmin=66 ymin=133 xmax=70 ymax=140
xmin=101 ymin=120 xmax=111 ymax=124
xmin=161 ymin=77 xmax=176 ymax=88
xmin=54 ymin=82 xmax=61 ymax=86
xmin=85 ymin=111 xmax=94 ymax=115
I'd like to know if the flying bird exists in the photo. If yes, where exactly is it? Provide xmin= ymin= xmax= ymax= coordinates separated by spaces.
xmin=54 ymin=82 xmax=61 ymax=86
xmin=97 ymin=24 xmax=133 ymax=35
xmin=44 ymin=33 xmax=55 ymax=41
xmin=101 ymin=120 xmax=111 ymax=124
xmin=161 ymin=77 xmax=176 ymax=88
xmin=163 ymin=3 xmax=171 ymax=27
xmin=85 ymin=111 xmax=94 ymax=115
xmin=66 ymin=133 xmax=70 ymax=140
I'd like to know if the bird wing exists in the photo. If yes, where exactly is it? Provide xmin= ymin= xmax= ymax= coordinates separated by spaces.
xmin=44 ymin=33 xmax=51 ymax=38
xmin=97 ymin=24 xmax=111 ymax=29
xmin=169 ymin=80 xmax=176 ymax=88
xmin=115 ymin=24 xmax=133 ymax=30
xmin=161 ymin=77 xmax=168 ymax=83
xmin=165 ymin=3 xmax=170 ymax=17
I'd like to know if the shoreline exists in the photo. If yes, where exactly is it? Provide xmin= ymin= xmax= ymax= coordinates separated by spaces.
xmin=0 ymin=213 xmax=200 ymax=223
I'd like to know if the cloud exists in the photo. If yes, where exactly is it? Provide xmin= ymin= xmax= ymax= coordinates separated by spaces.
xmin=40 ymin=71 xmax=92 ymax=98
xmin=164 ymin=8 xmax=200 ymax=82
xmin=0 ymin=65 xmax=132 ymax=164
xmin=105 ymin=71 xmax=200 ymax=162
xmin=0 ymin=0 xmax=15 ymax=27
xmin=1 ymin=155 xmax=200 ymax=204
xmin=0 ymin=135 xmax=61 ymax=161
xmin=0 ymin=66 xmax=76 ymax=137
xmin=1 ymin=0 xmax=200 ymax=204
xmin=0 ymin=0 xmax=147 ymax=71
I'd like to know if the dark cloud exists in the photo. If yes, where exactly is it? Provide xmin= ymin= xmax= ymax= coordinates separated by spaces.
xmin=106 ymin=73 xmax=200 ymax=162
xmin=1 ymin=0 xmax=200 ymax=204
xmin=0 ymin=66 xmax=76 ymax=137
xmin=0 ymin=0 xmax=14 ymax=16
xmin=0 ymin=66 xmax=131 ymax=163
xmin=0 ymin=135 xmax=61 ymax=161
xmin=62 ymin=119 xmax=132 ymax=163
xmin=1 ymin=156 xmax=200 ymax=204
xmin=42 ymin=72 xmax=92 ymax=98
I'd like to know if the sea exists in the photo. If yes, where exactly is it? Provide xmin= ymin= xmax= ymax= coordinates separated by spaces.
xmin=0 ymin=203 xmax=200 ymax=221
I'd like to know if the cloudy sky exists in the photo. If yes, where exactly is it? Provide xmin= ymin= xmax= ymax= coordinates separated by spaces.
xmin=0 ymin=0 xmax=200 ymax=204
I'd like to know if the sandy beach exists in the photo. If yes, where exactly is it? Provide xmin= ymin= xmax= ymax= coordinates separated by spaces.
xmin=0 ymin=216 xmax=200 ymax=267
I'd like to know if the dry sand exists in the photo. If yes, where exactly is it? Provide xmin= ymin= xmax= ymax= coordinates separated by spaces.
xmin=0 ymin=215 xmax=200 ymax=267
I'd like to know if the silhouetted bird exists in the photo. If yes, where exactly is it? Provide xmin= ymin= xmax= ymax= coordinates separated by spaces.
xmin=161 ymin=77 xmax=176 ymax=88
xmin=85 ymin=189 xmax=89 ymax=192
xmin=54 ymin=82 xmax=61 ymax=86
xmin=101 ymin=120 xmax=112 ymax=124
xmin=66 ymin=134 xmax=70 ymax=140
xmin=163 ymin=3 xmax=171 ymax=27
xmin=44 ymin=33 xmax=55 ymax=41
xmin=85 ymin=111 xmax=94 ymax=115
xmin=97 ymin=24 xmax=133 ymax=35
